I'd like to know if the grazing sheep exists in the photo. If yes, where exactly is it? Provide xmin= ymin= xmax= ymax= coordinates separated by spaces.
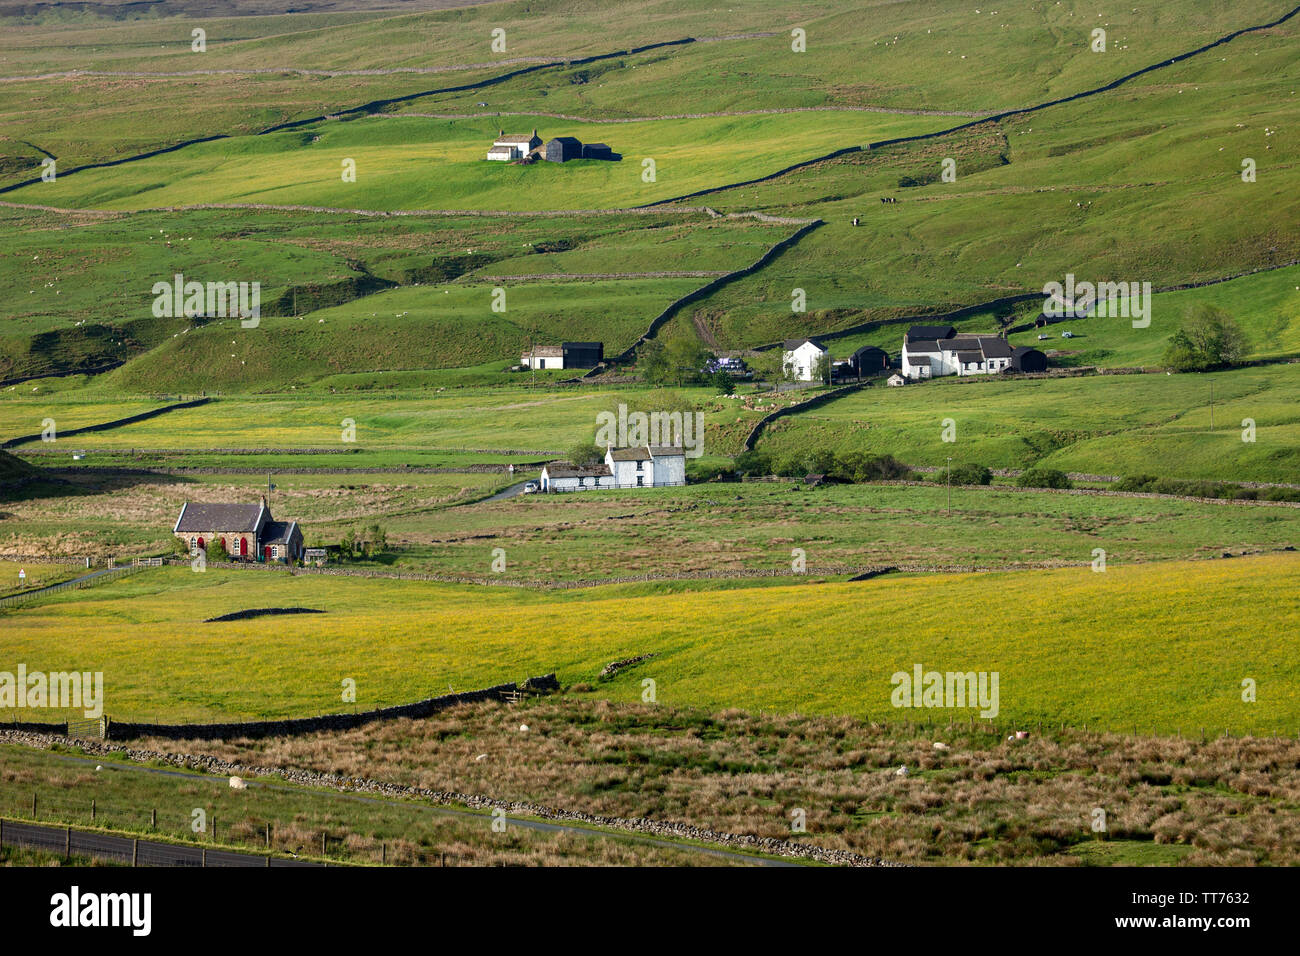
xmin=894 ymin=765 xmax=909 ymax=777
xmin=932 ymin=742 xmax=950 ymax=751
xmin=229 ymin=776 xmax=246 ymax=790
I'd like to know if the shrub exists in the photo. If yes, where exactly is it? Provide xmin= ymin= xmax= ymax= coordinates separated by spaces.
xmin=1019 ymin=467 xmax=1072 ymax=489
xmin=948 ymin=463 xmax=993 ymax=486
xmin=733 ymin=450 xmax=770 ymax=477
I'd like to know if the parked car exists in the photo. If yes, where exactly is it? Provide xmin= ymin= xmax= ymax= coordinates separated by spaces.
xmin=1037 ymin=333 xmax=1050 ymax=340
xmin=1061 ymin=330 xmax=1074 ymax=338
xmin=522 ymin=481 xmax=539 ymax=494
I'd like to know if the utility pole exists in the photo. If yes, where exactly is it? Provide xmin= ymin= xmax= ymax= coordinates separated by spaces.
xmin=946 ymin=456 xmax=953 ymax=516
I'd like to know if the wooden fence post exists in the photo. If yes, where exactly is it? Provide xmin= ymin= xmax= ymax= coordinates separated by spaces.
xmin=265 ymin=823 xmax=270 ymax=848
xmin=151 ymin=808 xmax=156 ymax=828
xmin=381 ymin=842 xmax=386 ymax=865
xmin=65 ymin=826 xmax=70 ymax=860
xmin=91 ymin=799 xmax=95 ymax=823
xmin=32 ymin=793 xmax=36 ymax=818
xmin=132 ymin=839 xmax=138 ymax=866
xmin=321 ymin=832 xmax=326 ymax=857
xmin=201 ymin=848 xmax=206 ymax=868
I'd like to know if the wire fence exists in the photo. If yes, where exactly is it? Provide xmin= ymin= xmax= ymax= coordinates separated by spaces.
xmin=0 ymin=788 xmax=461 ymax=867
xmin=0 ymin=564 xmax=144 ymax=609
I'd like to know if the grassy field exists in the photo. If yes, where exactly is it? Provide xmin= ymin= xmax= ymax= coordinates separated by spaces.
xmin=0 ymin=741 xmax=745 ymax=866
xmin=6 ymin=469 xmax=1296 ymax=571
xmin=754 ymin=363 xmax=1300 ymax=483
xmin=158 ymin=695 xmax=1300 ymax=866
xmin=1 ymin=553 xmax=1296 ymax=733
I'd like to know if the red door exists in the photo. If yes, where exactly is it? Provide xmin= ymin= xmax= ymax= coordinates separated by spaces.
xmin=197 ymin=536 xmax=205 ymax=551
xmin=239 ymin=537 xmax=248 ymax=558
xmin=264 ymin=545 xmax=272 ymax=563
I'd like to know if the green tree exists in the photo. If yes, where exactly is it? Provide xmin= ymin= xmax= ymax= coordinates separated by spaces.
xmin=567 ymin=440 xmax=604 ymax=467
xmin=710 ymin=369 xmax=736 ymax=395
xmin=1018 ymin=467 xmax=1072 ymax=489
xmin=637 ymin=339 xmax=670 ymax=383
xmin=1164 ymin=305 xmax=1249 ymax=371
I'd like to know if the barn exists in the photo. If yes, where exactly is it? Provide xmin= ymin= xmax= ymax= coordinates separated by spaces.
xmin=561 ymin=341 xmax=604 ymax=368
xmin=1011 ymin=346 xmax=1048 ymax=373
xmin=850 ymin=345 xmax=890 ymax=376
xmin=581 ymin=143 xmax=614 ymax=160
xmin=545 ymin=137 xmax=583 ymax=163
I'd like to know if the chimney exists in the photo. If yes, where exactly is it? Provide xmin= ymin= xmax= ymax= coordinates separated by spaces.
xmin=532 ymin=127 xmax=537 ymax=138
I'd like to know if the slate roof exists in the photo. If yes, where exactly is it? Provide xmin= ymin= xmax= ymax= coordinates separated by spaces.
xmin=496 ymin=131 xmax=539 ymax=144
xmin=607 ymin=445 xmax=685 ymax=461
xmin=261 ymin=520 xmax=299 ymax=545
xmin=543 ymin=462 xmax=612 ymax=479
xmin=905 ymin=339 xmax=943 ymax=354
xmin=905 ymin=325 xmax=956 ymax=341
xmin=174 ymin=502 xmax=264 ymax=534
xmin=782 ymin=338 xmax=827 ymax=351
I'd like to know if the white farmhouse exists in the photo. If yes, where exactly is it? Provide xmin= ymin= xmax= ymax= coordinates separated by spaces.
xmin=486 ymin=128 xmax=542 ymax=161
xmin=782 ymin=338 xmax=830 ymax=382
xmin=901 ymin=325 xmax=1014 ymax=381
xmin=605 ymin=445 xmax=686 ymax=488
xmin=537 ymin=445 xmax=686 ymax=493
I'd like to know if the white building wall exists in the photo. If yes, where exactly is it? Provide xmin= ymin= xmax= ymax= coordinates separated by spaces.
xmin=652 ymin=454 xmax=686 ymax=486
xmin=783 ymin=342 xmax=828 ymax=382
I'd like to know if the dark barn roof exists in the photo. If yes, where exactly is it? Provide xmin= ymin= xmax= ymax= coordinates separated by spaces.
xmin=906 ymin=324 xmax=956 ymax=342
xmin=1011 ymin=346 xmax=1048 ymax=372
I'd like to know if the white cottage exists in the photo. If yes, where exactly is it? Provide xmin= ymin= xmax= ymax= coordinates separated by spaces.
xmin=605 ymin=445 xmax=686 ymax=489
xmin=782 ymin=338 xmax=830 ymax=382
xmin=486 ymin=128 xmax=542 ymax=161
xmin=539 ymin=462 xmax=615 ymax=493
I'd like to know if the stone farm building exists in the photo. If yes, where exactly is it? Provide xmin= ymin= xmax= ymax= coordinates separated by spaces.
xmin=486 ymin=128 xmax=542 ymax=161
xmin=521 ymin=341 xmax=604 ymax=370
xmin=539 ymin=445 xmax=686 ymax=492
xmin=901 ymin=325 xmax=1044 ymax=380
xmin=173 ymin=498 xmax=304 ymax=563
xmin=544 ymin=136 xmax=583 ymax=163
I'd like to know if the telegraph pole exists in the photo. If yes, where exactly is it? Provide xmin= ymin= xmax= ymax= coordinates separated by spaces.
xmin=946 ymin=456 xmax=953 ymax=516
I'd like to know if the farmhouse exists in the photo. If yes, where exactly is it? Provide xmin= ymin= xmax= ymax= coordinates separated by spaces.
xmin=486 ymin=128 xmax=542 ymax=161
xmin=173 ymin=498 xmax=304 ymax=563
xmin=901 ymin=326 xmax=1016 ymax=380
xmin=520 ymin=341 xmax=604 ymax=370
xmin=783 ymin=338 xmax=830 ymax=382
xmin=539 ymin=445 xmax=686 ymax=493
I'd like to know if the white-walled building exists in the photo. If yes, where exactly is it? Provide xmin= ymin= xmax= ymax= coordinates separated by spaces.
xmin=537 ymin=445 xmax=686 ymax=493
xmin=486 ymin=128 xmax=542 ymax=161
xmin=606 ymin=445 xmax=686 ymax=489
xmin=901 ymin=325 xmax=1014 ymax=380
xmin=539 ymin=462 xmax=614 ymax=492
xmin=782 ymin=338 xmax=830 ymax=382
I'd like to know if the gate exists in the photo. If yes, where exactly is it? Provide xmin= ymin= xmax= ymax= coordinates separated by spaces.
xmin=66 ymin=717 xmax=106 ymax=740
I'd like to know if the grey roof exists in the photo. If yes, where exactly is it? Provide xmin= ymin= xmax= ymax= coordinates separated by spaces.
xmin=548 ymin=136 xmax=581 ymax=146
xmin=608 ymin=446 xmax=651 ymax=461
xmin=648 ymin=445 xmax=685 ymax=458
xmin=175 ymin=502 xmax=263 ymax=534
xmin=524 ymin=345 xmax=563 ymax=357
xmin=946 ymin=335 xmax=1012 ymax=359
xmin=852 ymin=345 xmax=887 ymax=356
xmin=906 ymin=325 xmax=955 ymax=341
xmin=783 ymin=337 xmax=827 ymax=351
xmin=261 ymin=520 xmax=299 ymax=545
xmin=496 ymin=132 xmax=540 ymax=144
xmin=544 ymin=462 xmax=611 ymax=479
xmin=905 ymin=339 xmax=943 ymax=354
xmin=956 ymin=351 xmax=983 ymax=364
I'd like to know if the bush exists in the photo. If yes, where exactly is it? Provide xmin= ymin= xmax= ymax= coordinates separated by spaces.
xmin=733 ymin=450 xmax=770 ymax=477
xmin=947 ymin=463 xmax=993 ymax=486
xmin=1018 ymin=467 xmax=1072 ymax=489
